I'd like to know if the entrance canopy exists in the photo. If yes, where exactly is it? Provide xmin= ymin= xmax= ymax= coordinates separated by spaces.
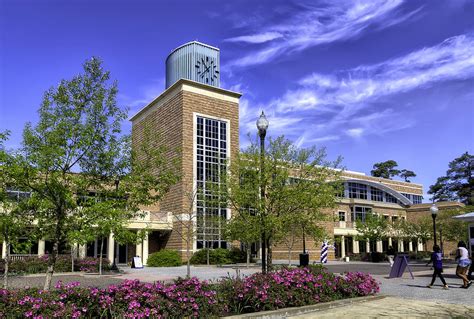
xmin=452 ymin=212 xmax=474 ymax=222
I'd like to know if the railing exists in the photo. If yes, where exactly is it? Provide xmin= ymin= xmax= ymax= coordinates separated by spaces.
xmin=9 ymin=254 xmax=37 ymax=261
xmin=150 ymin=211 xmax=173 ymax=223
xmin=334 ymin=221 xmax=354 ymax=229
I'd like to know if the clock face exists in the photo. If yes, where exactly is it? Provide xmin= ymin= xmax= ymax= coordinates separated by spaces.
xmin=195 ymin=56 xmax=219 ymax=84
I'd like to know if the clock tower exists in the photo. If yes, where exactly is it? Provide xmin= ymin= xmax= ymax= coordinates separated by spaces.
xmin=132 ymin=41 xmax=239 ymax=260
xmin=165 ymin=41 xmax=220 ymax=88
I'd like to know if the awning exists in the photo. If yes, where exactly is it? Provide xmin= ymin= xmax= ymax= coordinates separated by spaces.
xmin=452 ymin=212 xmax=474 ymax=222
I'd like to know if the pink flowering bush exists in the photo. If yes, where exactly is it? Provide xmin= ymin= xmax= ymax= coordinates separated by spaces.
xmin=0 ymin=266 xmax=379 ymax=318
xmin=218 ymin=265 xmax=379 ymax=314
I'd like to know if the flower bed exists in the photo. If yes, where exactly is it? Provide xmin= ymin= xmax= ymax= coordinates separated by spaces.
xmin=0 ymin=266 xmax=379 ymax=318
xmin=0 ymin=256 xmax=110 ymax=275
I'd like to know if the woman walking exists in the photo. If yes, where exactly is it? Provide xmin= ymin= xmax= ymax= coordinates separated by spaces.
xmin=426 ymin=245 xmax=448 ymax=289
xmin=455 ymin=241 xmax=472 ymax=289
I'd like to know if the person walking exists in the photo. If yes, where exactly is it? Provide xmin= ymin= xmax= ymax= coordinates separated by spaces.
xmin=387 ymin=246 xmax=395 ymax=267
xmin=455 ymin=241 xmax=472 ymax=289
xmin=426 ymin=245 xmax=448 ymax=289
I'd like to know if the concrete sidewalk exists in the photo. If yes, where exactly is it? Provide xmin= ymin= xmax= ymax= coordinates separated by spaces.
xmin=290 ymin=296 xmax=474 ymax=318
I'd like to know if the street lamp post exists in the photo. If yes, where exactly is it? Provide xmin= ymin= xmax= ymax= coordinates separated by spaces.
xmin=256 ymin=111 xmax=269 ymax=274
xmin=430 ymin=203 xmax=439 ymax=247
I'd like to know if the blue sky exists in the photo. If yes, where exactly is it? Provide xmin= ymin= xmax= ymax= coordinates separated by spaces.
xmin=1 ymin=0 xmax=473 ymax=201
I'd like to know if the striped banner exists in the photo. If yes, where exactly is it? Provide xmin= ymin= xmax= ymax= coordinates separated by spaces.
xmin=320 ymin=241 xmax=328 ymax=264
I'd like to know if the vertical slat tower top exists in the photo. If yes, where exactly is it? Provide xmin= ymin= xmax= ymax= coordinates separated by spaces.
xmin=166 ymin=41 xmax=220 ymax=89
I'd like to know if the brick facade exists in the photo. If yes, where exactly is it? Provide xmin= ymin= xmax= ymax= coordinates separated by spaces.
xmin=131 ymin=79 xmax=240 ymax=258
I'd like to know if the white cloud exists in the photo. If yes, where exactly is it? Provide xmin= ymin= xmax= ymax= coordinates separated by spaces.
xmin=225 ymin=32 xmax=283 ymax=44
xmin=229 ymin=0 xmax=418 ymax=67
xmin=346 ymin=128 xmax=364 ymax=138
xmin=294 ymin=34 xmax=474 ymax=111
xmin=255 ymin=34 xmax=473 ymax=143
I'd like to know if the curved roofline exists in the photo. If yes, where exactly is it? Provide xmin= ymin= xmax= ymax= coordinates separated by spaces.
xmin=346 ymin=179 xmax=413 ymax=206
xmin=166 ymin=41 xmax=220 ymax=62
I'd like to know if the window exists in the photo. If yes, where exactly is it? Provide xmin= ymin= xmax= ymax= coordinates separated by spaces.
xmin=383 ymin=215 xmax=390 ymax=221
xmin=338 ymin=211 xmax=346 ymax=221
xmin=348 ymin=183 xmax=367 ymax=200
xmin=401 ymin=193 xmax=422 ymax=204
xmin=412 ymin=195 xmax=423 ymax=204
xmin=196 ymin=116 xmax=228 ymax=249
xmin=385 ymin=193 xmax=398 ymax=203
xmin=6 ymin=189 xmax=31 ymax=202
xmin=392 ymin=216 xmax=398 ymax=222
xmin=351 ymin=206 xmax=372 ymax=222
xmin=370 ymin=187 xmax=383 ymax=202
xmin=401 ymin=193 xmax=411 ymax=201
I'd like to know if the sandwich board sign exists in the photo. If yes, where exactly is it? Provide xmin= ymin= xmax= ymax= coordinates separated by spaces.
xmin=389 ymin=253 xmax=413 ymax=279
xmin=132 ymin=256 xmax=143 ymax=269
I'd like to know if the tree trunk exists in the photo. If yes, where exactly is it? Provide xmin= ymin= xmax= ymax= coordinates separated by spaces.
xmin=71 ymin=245 xmax=75 ymax=273
xmin=267 ymin=237 xmax=272 ymax=271
xmin=186 ymin=234 xmax=191 ymax=278
xmin=288 ymin=247 xmax=292 ymax=266
xmin=99 ymin=237 xmax=104 ymax=276
xmin=44 ymin=240 xmax=59 ymax=290
xmin=246 ymin=242 xmax=250 ymax=269
xmin=3 ymin=241 xmax=10 ymax=289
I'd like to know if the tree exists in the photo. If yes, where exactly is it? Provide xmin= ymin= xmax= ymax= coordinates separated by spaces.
xmin=0 ymin=132 xmax=34 ymax=288
xmin=428 ymin=152 xmax=473 ymax=205
xmin=399 ymin=169 xmax=416 ymax=183
xmin=224 ymin=208 xmax=260 ymax=268
xmin=370 ymin=160 xmax=400 ymax=179
xmin=276 ymin=212 xmax=326 ymax=266
xmin=355 ymin=213 xmax=389 ymax=254
xmin=437 ymin=206 xmax=471 ymax=244
xmin=8 ymin=58 xmax=180 ymax=290
xmin=224 ymin=135 xmax=342 ymax=272
xmin=171 ymin=186 xmax=206 ymax=277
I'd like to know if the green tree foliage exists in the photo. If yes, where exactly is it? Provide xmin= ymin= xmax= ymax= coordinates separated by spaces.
xmin=428 ymin=152 xmax=473 ymax=205
xmin=370 ymin=160 xmax=416 ymax=182
xmin=370 ymin=160 xmax=400 ymax=179
xmin=437 ymin=206 xmax=471 ymax=244
xmin=355 ymin=213 xmax=389 ymax=252
xmin=399 ymin=169 xmax=417 ymax=183
xmin=224 ymin=208 xmax=260 ymax=268
xmin=6 ymin=58 xmax=180 ymax=290
xmin=224 ymin=135 xmax=342 ymax=272
xmin=0 ymin=131 xmax=35 ymax=288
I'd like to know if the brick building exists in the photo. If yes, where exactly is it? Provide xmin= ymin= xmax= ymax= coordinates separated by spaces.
xmin=1 ymin=41 xmax=464 ymax=264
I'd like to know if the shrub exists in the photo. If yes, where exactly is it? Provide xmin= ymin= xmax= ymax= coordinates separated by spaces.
xmin=190 ymin=248 xmax=232 ymax=265
xmin=0 ymin=256 xmax=109 ymax=275
xmin=147 ymin=250 xmax=181 ymax=267
xmin=228 ymin=247 xmax=248 ymax=264
xmin=0 ymin=267 xmax=380 ymax=318
xmin=408 ymin=251 xmax=431 ymax=260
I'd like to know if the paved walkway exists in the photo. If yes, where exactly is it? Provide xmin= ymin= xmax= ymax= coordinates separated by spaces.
xmin=290 ymin=296 xmax=474 ymax=318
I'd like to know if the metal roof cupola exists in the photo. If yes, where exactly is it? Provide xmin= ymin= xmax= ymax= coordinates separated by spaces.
xmin=165 ymin=41 xmax=220 ymax=89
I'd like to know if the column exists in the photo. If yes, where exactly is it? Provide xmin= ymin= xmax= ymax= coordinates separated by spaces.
xmin=418 ymin=239 xmax=424 ymax=252
xmin=38 ymin=240 xmax=45 ymax=256
xmin=399 ymin=240 xmax=404 ymax=252
xmin=107 ymin=233 xmax=115 ymax=264
xmin=409 ymin=241 xmax=413 ymax=252
xmin=1 ymin=241 xmax=6 ymax=258
xmin=376 ymin=241 xmax=383 ymax=253
xmin=366 ymin=241 xmax=371 ymax=253
xmin=78 ymin=245 xmax=87 ymax=258
xmin=353 ymin=239 xmax=359 ymax=254
xmin=388 ymin=237 xmax=393 ymax=247
xmin=340 ymin=236 xmax=346 ymax=258
xmin=142 ymin=232 xmax=149 ymax=266
xmin=136 ymin=240 xmax=143 ymax=261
